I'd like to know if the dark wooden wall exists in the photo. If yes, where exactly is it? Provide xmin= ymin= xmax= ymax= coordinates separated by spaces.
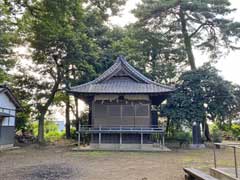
xmin=92 ymin=100 xmax=151 ymax=127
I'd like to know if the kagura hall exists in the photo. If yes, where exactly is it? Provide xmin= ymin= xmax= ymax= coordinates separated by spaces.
xmin=69 ymin=56 xmax=174 ymax=151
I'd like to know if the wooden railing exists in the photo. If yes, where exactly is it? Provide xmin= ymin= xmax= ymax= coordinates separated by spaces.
xmin=78 ymin=125 xmax=165 ymax=133
xmin=77 ymin=125 xmax=165 ymax=148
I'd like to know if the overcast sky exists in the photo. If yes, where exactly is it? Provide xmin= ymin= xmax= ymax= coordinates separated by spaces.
xmin=109 ymin=0 xmax=240 ymax=85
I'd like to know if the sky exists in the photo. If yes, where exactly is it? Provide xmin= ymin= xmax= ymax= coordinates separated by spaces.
xmin=109 ymin=0 xmax=240 ymax=85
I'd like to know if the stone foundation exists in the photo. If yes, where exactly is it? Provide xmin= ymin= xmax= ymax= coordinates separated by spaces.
xmin=0 ymin=144 xmax=14 ymax=150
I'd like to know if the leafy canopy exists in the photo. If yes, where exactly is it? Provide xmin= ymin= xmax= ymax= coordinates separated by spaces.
xmin=0 ymin=0 xmax=18 ymax=83
xmin=161 ymin=65 xmax=240 ymax=127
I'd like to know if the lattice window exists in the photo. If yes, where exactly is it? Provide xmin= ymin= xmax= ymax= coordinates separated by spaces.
xmin=135 ymin=104 xmax=149 ymax=117
xmin=108 ymin=105 xmax=121 ymax=117
xmin=94 ymin=104 xmax=107 ymax=118
xmin=122 ymin=105 xmax=134 ymax=117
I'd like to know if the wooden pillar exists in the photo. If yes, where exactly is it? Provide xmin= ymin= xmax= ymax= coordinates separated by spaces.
xmin=162 ymin=134 xmax=165 ymax=149
xmin=88 ymin=97 xmax=93 ymax=126
xmin=120 ymin=126 xmax=122 ymax=149
xmin=213 ymin=143 xmax=217 ymax=168
xmin=234 ymin=146 xmax=238 ymax=178
xmin=78 ymin=123 xmax=81 ymax=146
xmin=99 ymin=125 xmax=101 ymax=147
xmin=159 ymin=133 xmax=162 ymax=147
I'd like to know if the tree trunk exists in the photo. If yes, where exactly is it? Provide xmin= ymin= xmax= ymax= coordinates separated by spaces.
xmin=202 ymin=120 xmax=211 ymax=142
xmin=38 ymin=111 xmax=46 ymax=143
xmin=37 ymin=60 xmax=62 ymax=143
xmin=204 ymin=122 xmax=211 ymax=141
xmin=37 ymin=91 xmax=59 ymax=143
xmin=166 ymin=118 xmax=170 ymax=137
xmin=179 ymin=7 xmax=212 ymax=141
xmin=74 ymin=97 xmax=79 ymax=131
xmin=65 ymin=94 xmax=71 ymax=139
xmin=179 ymin=8 xmax=197 ymax=70
xmin=37 ymin=103 xmax=56 ymax=143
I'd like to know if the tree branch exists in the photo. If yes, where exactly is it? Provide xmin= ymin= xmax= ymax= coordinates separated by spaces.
xmin=189 ymin=23 xmax=207 ymax=39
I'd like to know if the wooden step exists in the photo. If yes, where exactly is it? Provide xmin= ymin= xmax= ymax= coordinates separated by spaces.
xmin=184 ymin=168 xmax=218 ymax=180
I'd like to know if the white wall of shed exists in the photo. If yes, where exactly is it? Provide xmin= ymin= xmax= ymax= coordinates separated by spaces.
xmin=0 ymin=92 xmax=16 ymax=126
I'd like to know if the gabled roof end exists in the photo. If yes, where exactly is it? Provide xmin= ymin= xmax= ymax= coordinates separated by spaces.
xmin=0 ymin=84 xmax=22 ymax=109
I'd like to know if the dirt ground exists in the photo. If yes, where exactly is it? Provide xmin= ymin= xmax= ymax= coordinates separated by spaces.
xmin=0 ymin=143 xmax=239 ymax=180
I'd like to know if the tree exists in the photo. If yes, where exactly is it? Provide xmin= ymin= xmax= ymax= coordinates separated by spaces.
xmin=16 ymin=0 xmax=91 ymax=142
xmin=133 ymin=0 xmax=240 ymax=70
xmin=16 ymin=0 xmax=126 ymax=143
xmin=161 ymin=65 xmax=240 ymax=140
xmin=0 ymin=1 xmax=17 ymax=83
xmin=134 ymin=0 xmax=240 ymax=140
xmin=107 ymin=25 xmax=187 ymax=84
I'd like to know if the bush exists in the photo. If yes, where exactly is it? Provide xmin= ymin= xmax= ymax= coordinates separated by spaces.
xmin=45 ymin=131 xmax=63 ymax=142
xmin=33 ymin=120 xmax=64 ymax=142
xmin=210 ymin=123 xmax=240 ymax=141
xmin=212 ymin=129 xmax=223 ymax=143
xmin=166 ymin=131 xmax=192 ymax=147
xmin=150 ymin=133 xmax=161 ymax=142
xmin=222 ymin=131 xmax=234 ymax=141
xmin=210 ymin=124 xmax=223 ymax=143
xmin=231 ymin=124 xmax=240 ymax=139
xmin=175 ymin=131 xmax=192 ymax=143
xmin=70 ymin=127 xmax=77 ymax=139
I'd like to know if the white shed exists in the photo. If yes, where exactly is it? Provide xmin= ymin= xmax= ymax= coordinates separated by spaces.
xmin=0 ymin=85 xmax=21 ymax=149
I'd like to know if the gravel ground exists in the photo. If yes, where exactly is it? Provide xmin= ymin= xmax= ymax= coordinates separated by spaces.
xmin=0 ymin=144 xmax=238 ymax=180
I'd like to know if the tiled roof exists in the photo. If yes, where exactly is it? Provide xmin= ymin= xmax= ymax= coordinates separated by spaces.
xmin=69 ymin=56 xmax=174 ymax=94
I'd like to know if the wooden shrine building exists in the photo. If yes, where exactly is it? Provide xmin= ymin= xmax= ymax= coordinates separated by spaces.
xmin=69 ymin=56 xmax=174 ymax=150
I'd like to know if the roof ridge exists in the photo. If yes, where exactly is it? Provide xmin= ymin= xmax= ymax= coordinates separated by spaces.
xmin=70 ymin=56 xmax=175 ymax=91
xmin=120 ymin=57 xmax=174 ymax=90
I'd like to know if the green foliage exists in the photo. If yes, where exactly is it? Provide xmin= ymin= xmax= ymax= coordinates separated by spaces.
xmin=33 ymin=120 xmax=64 ymax=142
xmin=105 ymin=26 xmax=186 ymax=84
xmin=161 ymin=65 xmax=240 ymax=127
xmin=70 ymin=127 xmax=78 ymax=139
xmin=174 ymin=131 xmax=192 ymax=144
xmin=150 ymin=133 xmax=162 ymax=142
xmin=222 ymin=131 xmax=234 ymax=141
xmin=0 ymin=1 xmax=17 ymax=83
xmin=133 ymin=0 xmax=240 ymax=64
xmin=13 ymin=0 xmax=126 ymax=142
xmin=61 ymin=127 xmax=78 ymax=140
xmin=210 ymin=124 xmax=223 ymax=143
xmin=210 ymin=123 xmax=240 ymax=141
xmin=84 ymin=0 xmax=126 ymax=19
xmin=166 ymin=130 xmax=192 ymax=146
xmin=3 ymin=0 xmax=240 ymax=144
xmin=45 ymin=131 xmax=63 ymax=143
xmin=0 ymin=70 xmax=8 ymax=84
xmin=231 ymin=124 xmax=240 ymax=139
xmin=15 ymin=102 xmax=32 ymax=131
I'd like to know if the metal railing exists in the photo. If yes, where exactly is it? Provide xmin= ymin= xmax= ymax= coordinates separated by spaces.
xmin=213 ymin=143 xmax=240 ymax=178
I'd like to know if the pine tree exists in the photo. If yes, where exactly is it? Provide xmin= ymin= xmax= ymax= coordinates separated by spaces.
xmin=133 ymin=0 xmax=240 ymax=70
